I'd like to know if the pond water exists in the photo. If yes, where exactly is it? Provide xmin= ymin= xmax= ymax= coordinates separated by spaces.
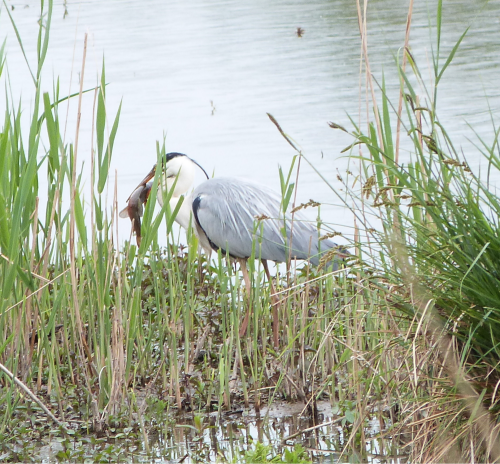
xmin=36 ymin=401 xmax=406 ymax=463
xmin=1 ymin=0 xmax=500 ymax=248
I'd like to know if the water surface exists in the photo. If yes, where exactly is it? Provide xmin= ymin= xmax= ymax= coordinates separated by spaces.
xmin=1 ymin=0 xmax=499 ymax=243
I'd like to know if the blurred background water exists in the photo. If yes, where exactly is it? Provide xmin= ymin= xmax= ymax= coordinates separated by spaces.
xmin=1 ymin=0 xmax=499 ymax=246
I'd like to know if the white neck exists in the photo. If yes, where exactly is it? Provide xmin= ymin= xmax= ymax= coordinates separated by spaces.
xmin=169 ymin=194 xmax=192 ymax=230
xmin=163 ymin=155 xmax=195 ymax=197
xmin=156 ymin=155 xmax=195 ymax=228
xmin=154 ymin=155 xmax=212 ymax=251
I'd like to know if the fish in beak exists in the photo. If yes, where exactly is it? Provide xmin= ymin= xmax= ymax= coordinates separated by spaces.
xmin=119 ymin=164 xmax=157 ymax=245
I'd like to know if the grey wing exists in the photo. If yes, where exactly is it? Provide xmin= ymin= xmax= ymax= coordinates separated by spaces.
xmin=191 ymin=178 xmax=342 ymax=266
xmin=192 ymin=178 xmax=287 ymax=261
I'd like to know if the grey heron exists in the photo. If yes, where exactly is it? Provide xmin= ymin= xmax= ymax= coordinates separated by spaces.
xmin=121 ymin=152 xmax=346 ymax=346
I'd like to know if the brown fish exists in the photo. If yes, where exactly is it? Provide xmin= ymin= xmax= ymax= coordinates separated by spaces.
xmin=119 ymin=181 xmax=153 ymax=245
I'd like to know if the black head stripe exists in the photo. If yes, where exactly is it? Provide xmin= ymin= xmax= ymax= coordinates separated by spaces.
xmin=165 ymin=152 xmax=187 ymax=163
xmin=164 ymin=152 xmax=209 ymax=180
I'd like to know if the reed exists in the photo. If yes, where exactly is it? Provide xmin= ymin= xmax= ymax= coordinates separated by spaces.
xmin=320 ymin=0 xmax=500 ymax=460
xmin=1 ymin=0 xmax=499 ymax=462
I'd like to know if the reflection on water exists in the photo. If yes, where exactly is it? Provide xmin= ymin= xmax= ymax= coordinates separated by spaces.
xmin=1 ymin=0 xmax=499 ymax=246
xmin=143 ymin=401 xmax=406 ymax=463
xmin=35 ymin=401 xmax=406 ymax=463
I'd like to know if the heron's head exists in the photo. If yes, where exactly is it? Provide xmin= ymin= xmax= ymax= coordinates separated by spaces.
xmin=134 ymin=153 xmax=209 ymax=204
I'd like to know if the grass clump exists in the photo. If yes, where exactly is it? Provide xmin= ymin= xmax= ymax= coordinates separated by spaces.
xmin=322 ymin=0 xmax=500 ymax=460
xmin=242 ymin=442 xmax=311 ymax=463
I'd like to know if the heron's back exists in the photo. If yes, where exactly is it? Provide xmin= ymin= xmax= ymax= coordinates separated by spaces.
xmin=192 ymin=178 xmax=343 ymax=268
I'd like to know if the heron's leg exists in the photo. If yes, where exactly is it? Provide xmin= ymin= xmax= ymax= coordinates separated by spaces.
xmin=262 ymin=260 xmax=279 ymax=348
xmin=238 ymin=258 xmax=252 ymax=337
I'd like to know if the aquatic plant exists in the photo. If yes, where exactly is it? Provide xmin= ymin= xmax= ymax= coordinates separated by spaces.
xmin=242 ymin=442 xmax=311 ymax=463
xmin=323 ymin=0 xmax=500 ymax=460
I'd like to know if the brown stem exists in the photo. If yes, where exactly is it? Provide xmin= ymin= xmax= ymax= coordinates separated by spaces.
xmin=262 ymin=260 xmax=279 ymax=348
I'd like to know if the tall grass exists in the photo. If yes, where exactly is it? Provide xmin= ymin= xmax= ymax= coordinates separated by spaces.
xmin=322 ymin=0 xmax=500 ymax=460
xmin=0 ymin=5 xmax=128 ymax=432
xmin=1 ymin=0 xmax=499 ymax=462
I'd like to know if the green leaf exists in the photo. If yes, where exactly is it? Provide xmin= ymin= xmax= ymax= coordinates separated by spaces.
xmin=74 ymin=190 xmax=87 ymax=243
xmin=98 ymin=100 xmax=121 ymax=194
xmin=283 ymin=183 xmax=295 ymax=212
xmin=340 ymin=348 xmax=352 ymax=363
xmin=16 ymin=264 xmax=35 ymax=291
xmin=3 ymin=1 xmax=36 ymax=85
xmin=436 ymin=28 xmax=469 ymax=85
xmin=436 ymin=0 xmax=443 ymax=62
xmin=381 ymin=73 xmax=394 ymax=163
xmin=43 ymin=92 xmax=60 ymax=179
xmin=344 ymin=409 xmax=356 ymax=424
xmin=96 ymin=88 xmax=106 ymax=164
xmin=167 ymin=195 xmax=183 ymax=232
xmin=37 ymin=0 xmax=53 ymax=79
xmin=94 ymin=197 xmax=103 ymax=231
xmin=0 ymin=333 xmax=14 ymax=357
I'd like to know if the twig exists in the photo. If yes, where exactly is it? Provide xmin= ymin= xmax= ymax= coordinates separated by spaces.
xmin=266 ymin=113 xmax=300 ymax=153
xmin=282 ymin=417 xmax=342 ymax=443
xmin=0 ymin=362 xmax=68 ymax=433
xmin=4 ymin=268 xmax=70 ymax=314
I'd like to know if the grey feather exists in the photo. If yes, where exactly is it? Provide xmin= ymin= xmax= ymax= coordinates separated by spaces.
xmin=191 ymin=178 xmax=344 ymax=269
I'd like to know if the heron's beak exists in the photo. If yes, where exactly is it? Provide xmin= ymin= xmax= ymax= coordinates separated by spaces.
xmin=126 ymin=164 xmax=157 ymax=202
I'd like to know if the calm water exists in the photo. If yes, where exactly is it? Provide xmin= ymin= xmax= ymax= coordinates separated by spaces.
xmin=1 ymin=0 xmax=499 ymax=246
xmin=37 ymin=401 xmax=406 ymax=463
